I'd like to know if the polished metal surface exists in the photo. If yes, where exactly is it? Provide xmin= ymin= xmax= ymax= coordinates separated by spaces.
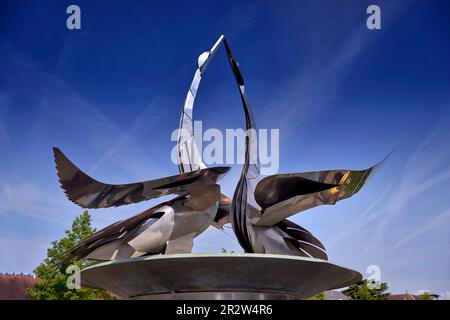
xmin=177 ymin=36 xmax=224 ymax=174
xmin=79 ymin=254 xmax=362 ymax=300
xmin=207 ymin=36 xmax=387 ymax=258
xmin=54 ymin=35 xmax=386 ymax=296
xmin=54 ymin=147 xmax=229 ymax=209
xmin=176 ymin=36 xmax=235 ymax=230
xmin=254 ymin=167 xmax=378 ymax=227
xmin=52 ymin=39 xmax=242 ymax=262
xmin=53 ymin=145 xmax=229 ymax=261
xmin=52 ymin=38 xmax=235 ymax=261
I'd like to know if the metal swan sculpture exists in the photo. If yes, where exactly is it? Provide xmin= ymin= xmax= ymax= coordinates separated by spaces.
xmin=52 ymin=38 xmax=236 ymax=262
xmin=204 ymin=36 xmax=385 ymax=259
xmin=53 ymin=35 xmax=385 ymax=263
xmin=53 ymin=147 xmax=228 ymax=261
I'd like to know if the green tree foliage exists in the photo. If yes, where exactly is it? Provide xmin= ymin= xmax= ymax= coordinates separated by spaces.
xmin=342 ymin=279 xmax=390 ymax=300
xmin=27 ymin=211 xmax=114 ymax=300
xmin=418 ymin=292 xmax=433 ymax=300
xmin=307 ymin=292 xmax=325 ymax=300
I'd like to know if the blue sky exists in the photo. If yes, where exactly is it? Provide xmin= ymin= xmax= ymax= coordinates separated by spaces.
xmin=1 ymin=0 xmax=450 ymax=296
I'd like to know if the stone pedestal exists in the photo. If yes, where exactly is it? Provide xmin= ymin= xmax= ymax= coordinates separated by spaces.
xmin=80 ymin=253 xmax=361 ymax=300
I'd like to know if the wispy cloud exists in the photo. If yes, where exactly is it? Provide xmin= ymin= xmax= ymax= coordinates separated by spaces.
xmin=395 ymin=208 xmax=450 ymax=248
xmin=328 ymin=178 xmax=396 ymax=247
xmin=0 ymin=91 xmax=10 ymax=147
xmin=439 ymin=292 xmax=450 ymax=300
xmin=87 ymin=4 xmax=263 ymax=176
xmin=0 ymin=42 xmax=166 ymax=180
xmin=260 ymin=2 xmax=406 ymax=140
xmin=260 ymin=29 xmax=369 ymax=138
xmin=0 ymin=238 xmax=49 ymax=273
xmin=374 ymin=112 xmax=450 ymax=243
xmin=0 ymin=43 xmax=174 ymax=233
xmin=0 ymin=179 xmax=71 ymax=225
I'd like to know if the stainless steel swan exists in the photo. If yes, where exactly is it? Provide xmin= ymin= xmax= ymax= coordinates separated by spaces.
xmin=203 ymin=36 xmax=384 ymax=259
xmin=54 ymin=35 xmax=385 ymax=263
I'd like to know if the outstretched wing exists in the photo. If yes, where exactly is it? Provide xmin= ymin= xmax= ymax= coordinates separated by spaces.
xmin=254 ymin=164 xmax=380 ymax=227
xmin=53 ymin=147 xmax=230 ymax=209
xmin=254 ymin=174 xmax=339 ymax=210
xmin=59 ymin=198 xmax=178 ymax=263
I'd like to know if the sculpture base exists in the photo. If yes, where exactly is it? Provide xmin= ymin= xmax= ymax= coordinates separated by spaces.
xmin=132 ymin=292 xmax=302 ymax=300
xmin=80 ymin=253 xmax=361 ymax=300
